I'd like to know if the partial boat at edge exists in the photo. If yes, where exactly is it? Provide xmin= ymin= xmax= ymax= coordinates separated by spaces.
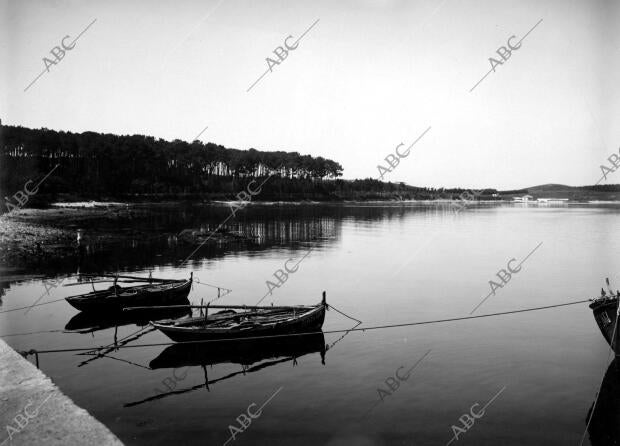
xmin=590 ymin=290 xmax=620 ymax=355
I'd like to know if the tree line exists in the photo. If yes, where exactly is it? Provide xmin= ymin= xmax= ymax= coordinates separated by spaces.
xmin=0 ymin=123 xmax=344 ymax=198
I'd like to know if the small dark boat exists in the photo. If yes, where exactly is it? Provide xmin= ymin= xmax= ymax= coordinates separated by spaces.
xmin=589 ymin=283 xmax=620 ymax=355
xmin=151 ymin=292 xmax=327 ymax=342
xmin=65 ymin=273 xmax=193 ymax=313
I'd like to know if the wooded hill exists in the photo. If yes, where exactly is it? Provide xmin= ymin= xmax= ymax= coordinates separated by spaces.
xmin=0 ymin=123 xmax=344 ymax=200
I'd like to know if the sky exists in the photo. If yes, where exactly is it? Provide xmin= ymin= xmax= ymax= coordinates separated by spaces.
xmin=1 ymin=0 xmax=619 ymax=189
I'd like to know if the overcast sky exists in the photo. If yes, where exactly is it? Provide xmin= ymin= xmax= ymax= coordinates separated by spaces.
xmin=1 ymin=0 xmax=619 ymax=189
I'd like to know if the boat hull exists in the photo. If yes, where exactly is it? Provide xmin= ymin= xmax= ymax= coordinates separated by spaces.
xmin=590 ymin=297 xmax=620 ymax=355
xmin=586 ymin=359 xmax=620 ymax=445
xmin=65 ymin=280 xmax=192 ymax=313
xmin=152 ymin=304 xmax=326 ymax=343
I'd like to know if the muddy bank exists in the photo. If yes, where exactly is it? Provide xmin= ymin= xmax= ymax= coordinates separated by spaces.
xmin=0 ymin=215 xmax=76 ymax=276
xmin=0 ymin=206 xmax=148 ymax=275
xmin=0 ymin=204 xmax=255 ymax=276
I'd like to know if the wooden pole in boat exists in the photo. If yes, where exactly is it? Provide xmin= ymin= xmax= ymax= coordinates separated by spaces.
xmin=80 ymin=274 xmax=184 ymax=283
xmin=322 ymin=291 xmax=326 ymax=306
xmin=203 ymin=303 xmax=209 ymax=328
xmin=607 ymin=278 xmax=614 ymax=296
xmin=123 ymin=304 xmax=311 ymax=311
xmin=64 ymin=279 xmax=150 ymax=287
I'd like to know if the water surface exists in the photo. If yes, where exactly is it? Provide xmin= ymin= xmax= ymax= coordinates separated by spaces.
xmin=1 ymin=202 xmax=619 ymax=445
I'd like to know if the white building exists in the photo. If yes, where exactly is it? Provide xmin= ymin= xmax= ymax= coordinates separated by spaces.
xmin=513 ymin=195 xmax=534 ymax=202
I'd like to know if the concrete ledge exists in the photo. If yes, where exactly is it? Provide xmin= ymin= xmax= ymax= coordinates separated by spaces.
xmin=0 ymin=339 xmax=123 ymax=446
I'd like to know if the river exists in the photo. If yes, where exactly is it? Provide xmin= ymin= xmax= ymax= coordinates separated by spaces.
xmin=1 ymin=202 xmax=619 ymax=445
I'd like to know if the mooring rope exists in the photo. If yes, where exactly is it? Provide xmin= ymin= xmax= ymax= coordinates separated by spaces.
xmin=79 ymin=325 xmax=154 ymax=357
xmin=17 ymin=298 xmax=591 ymax=356
xmin=193 ymin=277 xmax=232 ymax=293
xmin=0 ymin=329 xmax=65 ymax=337
xmin=327 ymin=303 xmax=363 ymax=325
xmin=0 ymin=297 xmax=67 ymax=314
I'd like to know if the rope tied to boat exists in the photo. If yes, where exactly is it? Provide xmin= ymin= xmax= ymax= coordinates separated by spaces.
xmin=326 ymin=303 xmax=362 ymax=325
xmin=18 ymin=349 xmax=40 ymax=368
xmin=193 ymin=277 xmax=232 ymax=300
xmin=16 ymin=298 xmax=592 ymax=355
xmin=19 ymin=349 xmax=37 ymax=357
xmin=0 ymin=297 xmax=68 ymax=314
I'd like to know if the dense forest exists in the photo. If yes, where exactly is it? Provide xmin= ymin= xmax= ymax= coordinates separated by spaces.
xmin=0 ymin=123 xmax=344 ymax=198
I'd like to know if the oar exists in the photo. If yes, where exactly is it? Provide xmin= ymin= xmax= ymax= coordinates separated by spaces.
xmin=80 ymin=274 xmax=185 ymax=283
xmin=63 ymin=280 xmax=146 ymax=287
xmin=123 ymin=304 xmax=314 ymax=312
xmin=607 ymin=278 xmax=615 ymax=296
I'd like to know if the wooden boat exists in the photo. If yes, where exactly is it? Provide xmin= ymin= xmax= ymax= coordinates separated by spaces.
xmin=65 ymin=273 xmax=193 ymax=313
xmin=150 ymin=292 xmax=327 ymax=342
xmin=589 ymin=286 xmax=620 ymax=355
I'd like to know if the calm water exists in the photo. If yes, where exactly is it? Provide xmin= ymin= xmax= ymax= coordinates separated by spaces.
xmin=1 ymin=202 xmax=620 ymax=445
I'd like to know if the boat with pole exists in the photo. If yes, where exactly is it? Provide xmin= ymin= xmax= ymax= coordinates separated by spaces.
xmin=65 ymin=272 xmax=193 ymax=313
xmin=137 ymin=291 xmax=328 ymax=342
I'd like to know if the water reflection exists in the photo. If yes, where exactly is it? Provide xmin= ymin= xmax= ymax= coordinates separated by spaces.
xmin=1 ymin=203 xmax=454 ymax=282
xmin=124 ymin=332 xmax=328 ymax=407
xmin=149 ymin=332 xmax=327 ymax=369
xmin=586 ymin=358 xmax=620 ymax=445
xmin=75 ymin=207 xmax=342 ymax=275
xmin=65 ymin=305 xmax=191 ymax=334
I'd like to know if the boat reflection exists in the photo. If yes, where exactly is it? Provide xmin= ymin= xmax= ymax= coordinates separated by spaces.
xmin=586 ymin=358 xmax=620 ymax=445
xmin=65 ymin=301 xmax=192 ymax=334
xmin=123 ymin=332 xmax=328 ymax=407
xmin=150 ymin=331 xmax=327 ymax=369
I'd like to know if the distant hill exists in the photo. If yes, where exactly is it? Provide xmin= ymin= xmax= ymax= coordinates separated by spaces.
xmin=500 ymin=183 xmax=620 ymax=201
